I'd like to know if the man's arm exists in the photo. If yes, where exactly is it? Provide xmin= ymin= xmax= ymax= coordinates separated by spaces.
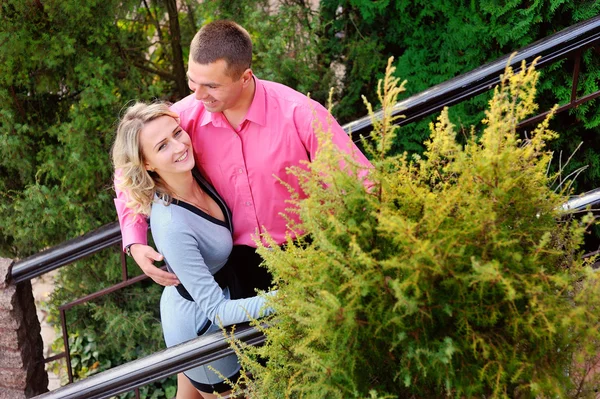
xmin=114 ymin=172 xmax=180 ymax=286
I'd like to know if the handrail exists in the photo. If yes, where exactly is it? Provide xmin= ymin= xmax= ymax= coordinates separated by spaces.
xmin=344 ymin=15 xmax=600 ymax=136
xmin=562 ymin=188 xmax=600 ymax=211
xmin=9 ymin=222 xmax=122 ymax=285
xmin=34 ymin=323 xmax=264 ymax=399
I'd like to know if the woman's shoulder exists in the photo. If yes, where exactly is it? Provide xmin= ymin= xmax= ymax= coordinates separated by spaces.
xmin=149 ymin=199 xmax=190 ymax=238
xmin=150 ymin=197 xmax=173 ymax=222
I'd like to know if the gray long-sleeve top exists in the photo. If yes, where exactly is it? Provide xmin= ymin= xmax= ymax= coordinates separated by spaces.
xmin=150 ymin=174 xmax=271 ymax=326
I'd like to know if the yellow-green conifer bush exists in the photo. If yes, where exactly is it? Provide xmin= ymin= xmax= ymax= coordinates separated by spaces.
xmin=232 ymin=59 xmax=600 ymax=398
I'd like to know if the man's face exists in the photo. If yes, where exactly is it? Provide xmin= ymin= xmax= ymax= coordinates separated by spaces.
xmin=187 ymin=58 xmax=248 ymax=113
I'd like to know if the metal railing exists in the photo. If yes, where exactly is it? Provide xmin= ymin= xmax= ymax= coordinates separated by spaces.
xmin=9 ymin=13 xmax=598 ymax=398
xmin=9 ymin=222 xmax=122 ymax=285
xmin=35 ymin=323 xmax=265 ymax=399
xmin=345 ymin=14 xmax=600 ymax=134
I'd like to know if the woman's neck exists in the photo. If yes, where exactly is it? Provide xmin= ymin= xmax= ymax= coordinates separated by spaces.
xmin=162 ymin=172 xmax=196 ymax=199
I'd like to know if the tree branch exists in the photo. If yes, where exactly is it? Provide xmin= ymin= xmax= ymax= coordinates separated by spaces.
xmin=183 ymin=0 xmax=197 ymax=33
xmin=132 ymin=60 xmax=176 ymax=81
xmin=9 ymin=86 xmax=26 ymax=120
xmin=142 ymin=0 xmax=163 ymax=41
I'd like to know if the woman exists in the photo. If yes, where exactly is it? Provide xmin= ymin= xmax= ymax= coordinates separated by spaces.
xmin=112 ymin=102 xmax=273 ymax=398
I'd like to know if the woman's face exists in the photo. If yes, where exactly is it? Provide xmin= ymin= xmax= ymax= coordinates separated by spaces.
xmin=140 ymin=115 xmax=194 ymax=179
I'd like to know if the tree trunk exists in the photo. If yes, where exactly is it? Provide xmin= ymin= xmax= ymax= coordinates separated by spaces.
xmin=164 ymin=0 xmax=188 ymax=99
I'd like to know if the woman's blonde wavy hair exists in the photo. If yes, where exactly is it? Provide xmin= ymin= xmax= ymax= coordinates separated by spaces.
xmin=112 ymin=102 xmax=179 ymax=216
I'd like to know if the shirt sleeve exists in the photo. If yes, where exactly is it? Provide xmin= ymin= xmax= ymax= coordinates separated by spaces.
xmin=155 ymin=222 xmax=273 ymax=326
xmin=113 ymin=169 xmax=149 ymax=250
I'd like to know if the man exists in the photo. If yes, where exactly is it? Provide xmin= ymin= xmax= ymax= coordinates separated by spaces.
xmin=114 ymin=20 xmax=371 ymax=291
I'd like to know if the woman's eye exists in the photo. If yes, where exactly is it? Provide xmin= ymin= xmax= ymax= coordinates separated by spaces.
xmin=174 ymin=129 xmax=182 ymax=137
xmin=158 ymin=143 xmax=167 ymax=151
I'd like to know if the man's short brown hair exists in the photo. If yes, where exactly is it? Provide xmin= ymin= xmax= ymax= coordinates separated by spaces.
xmin=190 ymin=20 xmax=252 ymax=79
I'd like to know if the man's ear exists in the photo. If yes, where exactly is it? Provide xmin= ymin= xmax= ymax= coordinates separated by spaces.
xmin=241 ymin=68 xmax=253 ymax=87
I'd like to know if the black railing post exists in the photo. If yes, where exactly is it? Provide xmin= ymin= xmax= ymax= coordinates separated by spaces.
xmin=60 ymin=308 xmax=73 ymax=384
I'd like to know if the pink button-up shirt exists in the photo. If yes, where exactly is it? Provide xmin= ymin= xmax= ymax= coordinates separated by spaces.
xmin=115 ymin=77 xmax=371 ymax=248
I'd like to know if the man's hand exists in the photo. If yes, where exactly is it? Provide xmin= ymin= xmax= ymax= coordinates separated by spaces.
xmin=129 ymin=244 xmax=180 ymax=286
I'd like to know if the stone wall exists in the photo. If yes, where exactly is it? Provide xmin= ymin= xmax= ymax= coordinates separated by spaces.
xmin=0 ymin=258 xmax=48 ymax=398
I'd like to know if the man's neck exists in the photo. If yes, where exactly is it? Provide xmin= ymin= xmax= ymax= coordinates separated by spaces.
xmin=223 ymin=77 xmax=256 ymax=130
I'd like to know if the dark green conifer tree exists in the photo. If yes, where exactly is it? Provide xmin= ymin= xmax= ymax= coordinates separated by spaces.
xmin=0 ymin=1 xmax=178 ymax=390
xmin=318 ymin=1 xmax=600 ymax=194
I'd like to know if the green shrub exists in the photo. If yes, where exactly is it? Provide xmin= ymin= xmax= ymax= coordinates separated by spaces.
xmin=233 ymin=59 xmax=600 ymax=398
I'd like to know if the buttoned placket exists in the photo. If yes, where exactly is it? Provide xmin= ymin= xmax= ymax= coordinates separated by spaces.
xmin=230 ymin=120 xmax=264 ymax=242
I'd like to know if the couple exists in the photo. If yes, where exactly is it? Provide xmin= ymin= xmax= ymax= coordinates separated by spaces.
xmin=112 ymin=20 xmax=371 ymax=398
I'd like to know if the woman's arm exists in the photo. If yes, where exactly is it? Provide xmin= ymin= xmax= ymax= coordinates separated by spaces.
xmin=154 ymin=222 xmax=273 ymax=325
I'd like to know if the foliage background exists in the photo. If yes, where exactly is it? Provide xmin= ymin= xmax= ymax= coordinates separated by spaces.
xmin=320 ymin=1 xmax=600 ymax=159
xmin=1 ymin=0 xmax=599 ymax=396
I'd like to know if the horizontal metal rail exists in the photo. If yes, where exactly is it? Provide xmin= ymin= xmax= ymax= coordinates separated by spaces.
xmin=343 ymin=15 xmax=600 ymax=136
xmin=34 ymin=323 xmax=265 ymax=399
xmin=8 ymin=221 xmax=122 ymax=285
xmin=562 ymin=188 xmax=600 ymax=211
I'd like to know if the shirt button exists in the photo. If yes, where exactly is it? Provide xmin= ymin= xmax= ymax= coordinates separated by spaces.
xmin=238 ymin=168 xmax=243 ymax=174
xmin=245 ymin=201 xmax=251 ymax=206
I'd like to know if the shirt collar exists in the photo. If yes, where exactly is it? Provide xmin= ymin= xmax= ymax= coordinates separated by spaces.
xmin=198 ymin=76 xmax=267 ymax=128
xmin=199 ymin=107 xmax=216 ymax=127
xmin=244 ymin=77 xmax=266 ymax=127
